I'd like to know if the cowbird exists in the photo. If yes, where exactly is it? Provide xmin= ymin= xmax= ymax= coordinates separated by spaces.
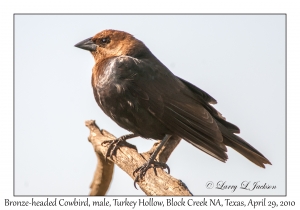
xmin=75 ymin=29 xmax=271 ymax=186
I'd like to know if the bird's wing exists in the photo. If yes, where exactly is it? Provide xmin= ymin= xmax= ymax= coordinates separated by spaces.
xmin=176 ymin=77 xmax=217 ymax=104
xmin=177 ymin=76 xmax=240 ymax=133
xmin=112 ymin=56 xmax=228 ymax=162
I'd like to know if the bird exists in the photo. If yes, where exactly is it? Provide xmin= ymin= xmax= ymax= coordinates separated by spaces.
xmin=75 ymin=29 xmax=271 ymax=187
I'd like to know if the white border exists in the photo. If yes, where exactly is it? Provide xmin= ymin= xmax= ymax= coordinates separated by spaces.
xmin=1 ymin=0 xmax=299 ymax=209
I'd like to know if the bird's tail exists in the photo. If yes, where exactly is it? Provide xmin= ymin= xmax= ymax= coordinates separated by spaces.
xmin=222 ymin=133 xmax=271 ymax=168
xmin=217 ymin=122 xmax=271 ymax=168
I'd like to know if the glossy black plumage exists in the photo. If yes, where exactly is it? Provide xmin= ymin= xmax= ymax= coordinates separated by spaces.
xmin=75 ymin=29 xmax=271 ymax=169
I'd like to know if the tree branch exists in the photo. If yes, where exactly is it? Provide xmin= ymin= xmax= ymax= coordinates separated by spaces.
xmin=85 ymin=120 xmax=192 ymax=196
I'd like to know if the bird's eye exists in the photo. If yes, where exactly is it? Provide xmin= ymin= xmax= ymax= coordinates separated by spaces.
xmin=101 ymin=38 xmax=109 ymax=43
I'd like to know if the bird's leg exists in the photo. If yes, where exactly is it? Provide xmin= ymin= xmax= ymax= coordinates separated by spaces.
xmin=101 ymin=133 xmax=138 ymax=160
xmin=133 ymin=134 xmax=172 ymax=189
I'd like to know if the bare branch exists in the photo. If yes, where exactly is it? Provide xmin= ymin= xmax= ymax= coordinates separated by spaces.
xmin=85 ymin=120 xmax=192 ymax=196
xmin=89 ymin=151 xmax=114 ymax=196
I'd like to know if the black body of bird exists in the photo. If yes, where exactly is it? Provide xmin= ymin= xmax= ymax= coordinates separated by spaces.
xmin=75 ymin=29 xmax=271 ymax=184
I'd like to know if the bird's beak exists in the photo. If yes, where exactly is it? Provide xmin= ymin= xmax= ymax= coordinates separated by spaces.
xmin=74 ymin=37 xmax=97 ymax=51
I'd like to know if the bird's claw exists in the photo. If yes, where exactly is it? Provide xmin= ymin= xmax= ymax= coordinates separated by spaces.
xmin=101 ymin=133 xmax=138 ymax=161
xmin=133 ymin=161 xmax=170 ymax=189
xmin=101 ymin=138 xmax=124 ymax=161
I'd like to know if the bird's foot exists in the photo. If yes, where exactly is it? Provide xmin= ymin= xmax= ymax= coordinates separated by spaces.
xmin=101 ymin=133 xmax=138 ymax=160
xmin=133 ymin=160 xmax=170 ymax=189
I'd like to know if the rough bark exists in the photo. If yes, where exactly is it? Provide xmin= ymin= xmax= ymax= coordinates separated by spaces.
xmin=85 ymin=120 xmax=192 ymax=196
